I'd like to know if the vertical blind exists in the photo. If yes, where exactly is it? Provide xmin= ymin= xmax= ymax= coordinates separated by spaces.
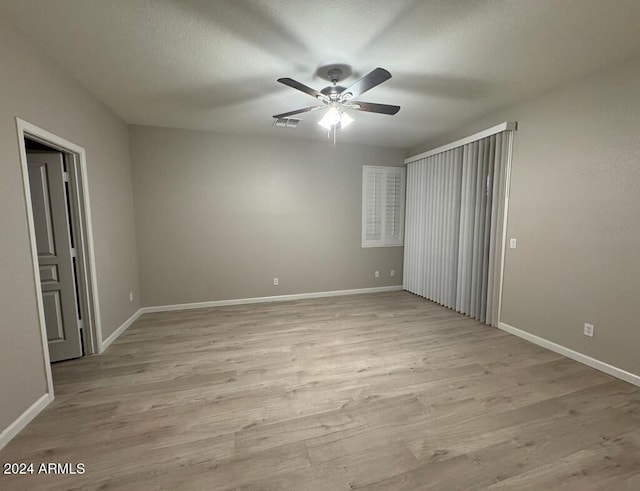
xmin=403 ymin=129 xmax=514 ymax=326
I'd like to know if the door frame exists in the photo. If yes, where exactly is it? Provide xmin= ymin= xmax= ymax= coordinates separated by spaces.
xmin=16 ymin=118 xmax=103 ymax=391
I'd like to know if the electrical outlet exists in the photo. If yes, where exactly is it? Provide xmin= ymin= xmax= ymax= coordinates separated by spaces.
xmin=374 ymin=270 xmax=380 ymax=278
xmin=583 ymin=323 xmax=595 ymax=338
xmin=390 ymin=269 xmax=395 ymax=277
xmin=510 ymin=238 xmax=517 ymax=249
xmin=273 ymin=277 xmax=279 ymax=286
xmin=129 ymin=291 xmax=133 ymax=302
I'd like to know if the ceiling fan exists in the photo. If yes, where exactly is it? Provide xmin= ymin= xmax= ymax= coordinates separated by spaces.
xmin=273 ymin=66 xmax=400 ymax=142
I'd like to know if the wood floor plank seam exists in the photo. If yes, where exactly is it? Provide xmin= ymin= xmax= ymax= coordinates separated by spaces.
xmin=1 ymin=291 xmax=638 ymax=490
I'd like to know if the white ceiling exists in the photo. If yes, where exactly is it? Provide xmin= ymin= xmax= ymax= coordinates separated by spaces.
xmin=3 ymin=0 xmax=640 ymax=149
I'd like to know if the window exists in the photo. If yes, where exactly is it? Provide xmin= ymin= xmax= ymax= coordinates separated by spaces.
xmin=362 ymin=165 xmax=405 ymax=247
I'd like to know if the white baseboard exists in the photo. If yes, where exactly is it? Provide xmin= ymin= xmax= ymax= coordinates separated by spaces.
xmin=1 ymin=308 xmax=142 ymax=449
xmin=140 ymin=285 xmax=404 ymax=314
xmin=99 ymin=308 xmax=143 ymax=352
xmin=101 ymin=287 xmax=403 ymax=348
xmin=499 ymin=322 xmax=640 ymax=388
xmin=0 ymin=393 xmax=53 ymax=450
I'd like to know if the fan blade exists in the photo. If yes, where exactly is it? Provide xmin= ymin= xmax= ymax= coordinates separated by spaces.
xmin=277 ymin=78 xmax=329 ymax=102
xmin=339 ymin=67 xmax=392 ymax=101
xmin=273 ymin=105 xmax=323 ymax=119
xmin=349 ymin=101 xmax=400 ymax=115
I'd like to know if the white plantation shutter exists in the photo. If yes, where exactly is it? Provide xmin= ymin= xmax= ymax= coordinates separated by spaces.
xmin=385 ymin=171 xmax=403 ymax=244
xmin=364 ymin=168 xmax=383 ymax=242
xmin=362 ymin=166 xmax=405 ymax=247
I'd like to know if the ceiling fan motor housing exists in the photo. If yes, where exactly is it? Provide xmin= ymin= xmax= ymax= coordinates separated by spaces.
xmin=321 ymin=85 xmax=347 ymax=100
xmin=320 ymin=68 xmax=346 ymax=100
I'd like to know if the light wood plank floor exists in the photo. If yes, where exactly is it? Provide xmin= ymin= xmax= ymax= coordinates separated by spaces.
xmin=1 ymin=291 xmax=639 ymax=490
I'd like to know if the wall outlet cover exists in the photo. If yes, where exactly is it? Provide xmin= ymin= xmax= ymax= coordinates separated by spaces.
xmin=584 ymin=323 xmax=595 ymax=338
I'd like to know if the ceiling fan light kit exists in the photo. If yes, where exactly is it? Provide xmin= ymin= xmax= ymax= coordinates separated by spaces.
xmin=273 ymin=65 xmax=400 ymax=145
xmin=317 ymin=105 xmax=353 ymax=130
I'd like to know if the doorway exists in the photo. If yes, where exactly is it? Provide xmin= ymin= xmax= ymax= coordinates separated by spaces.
xmin=17 ymin=119 xmax=101 ymax=381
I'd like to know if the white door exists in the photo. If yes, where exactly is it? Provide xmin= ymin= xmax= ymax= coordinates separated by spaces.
xmin=27 ymin=151 xmax=83 ymax=362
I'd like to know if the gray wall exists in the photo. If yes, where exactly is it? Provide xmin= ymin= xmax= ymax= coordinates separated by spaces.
xmin=0 ymin=19 xmax=140 ymax=433
xmin=129 ymin=126 xmax=405 ymax=307
xmin=410 ymin=55 xmax=640 ymax=377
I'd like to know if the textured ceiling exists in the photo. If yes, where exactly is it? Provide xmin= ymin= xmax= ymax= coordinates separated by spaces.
xmin=2 ymin=0 xmax=640 ymax=149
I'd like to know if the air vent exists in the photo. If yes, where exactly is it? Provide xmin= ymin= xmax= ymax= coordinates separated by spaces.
xmin=272 ymin=117 xmax=300 ymax=128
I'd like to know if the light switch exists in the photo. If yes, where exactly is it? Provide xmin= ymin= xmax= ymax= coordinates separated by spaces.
xmin=509 ymin=238 xmax=517 ymax=249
